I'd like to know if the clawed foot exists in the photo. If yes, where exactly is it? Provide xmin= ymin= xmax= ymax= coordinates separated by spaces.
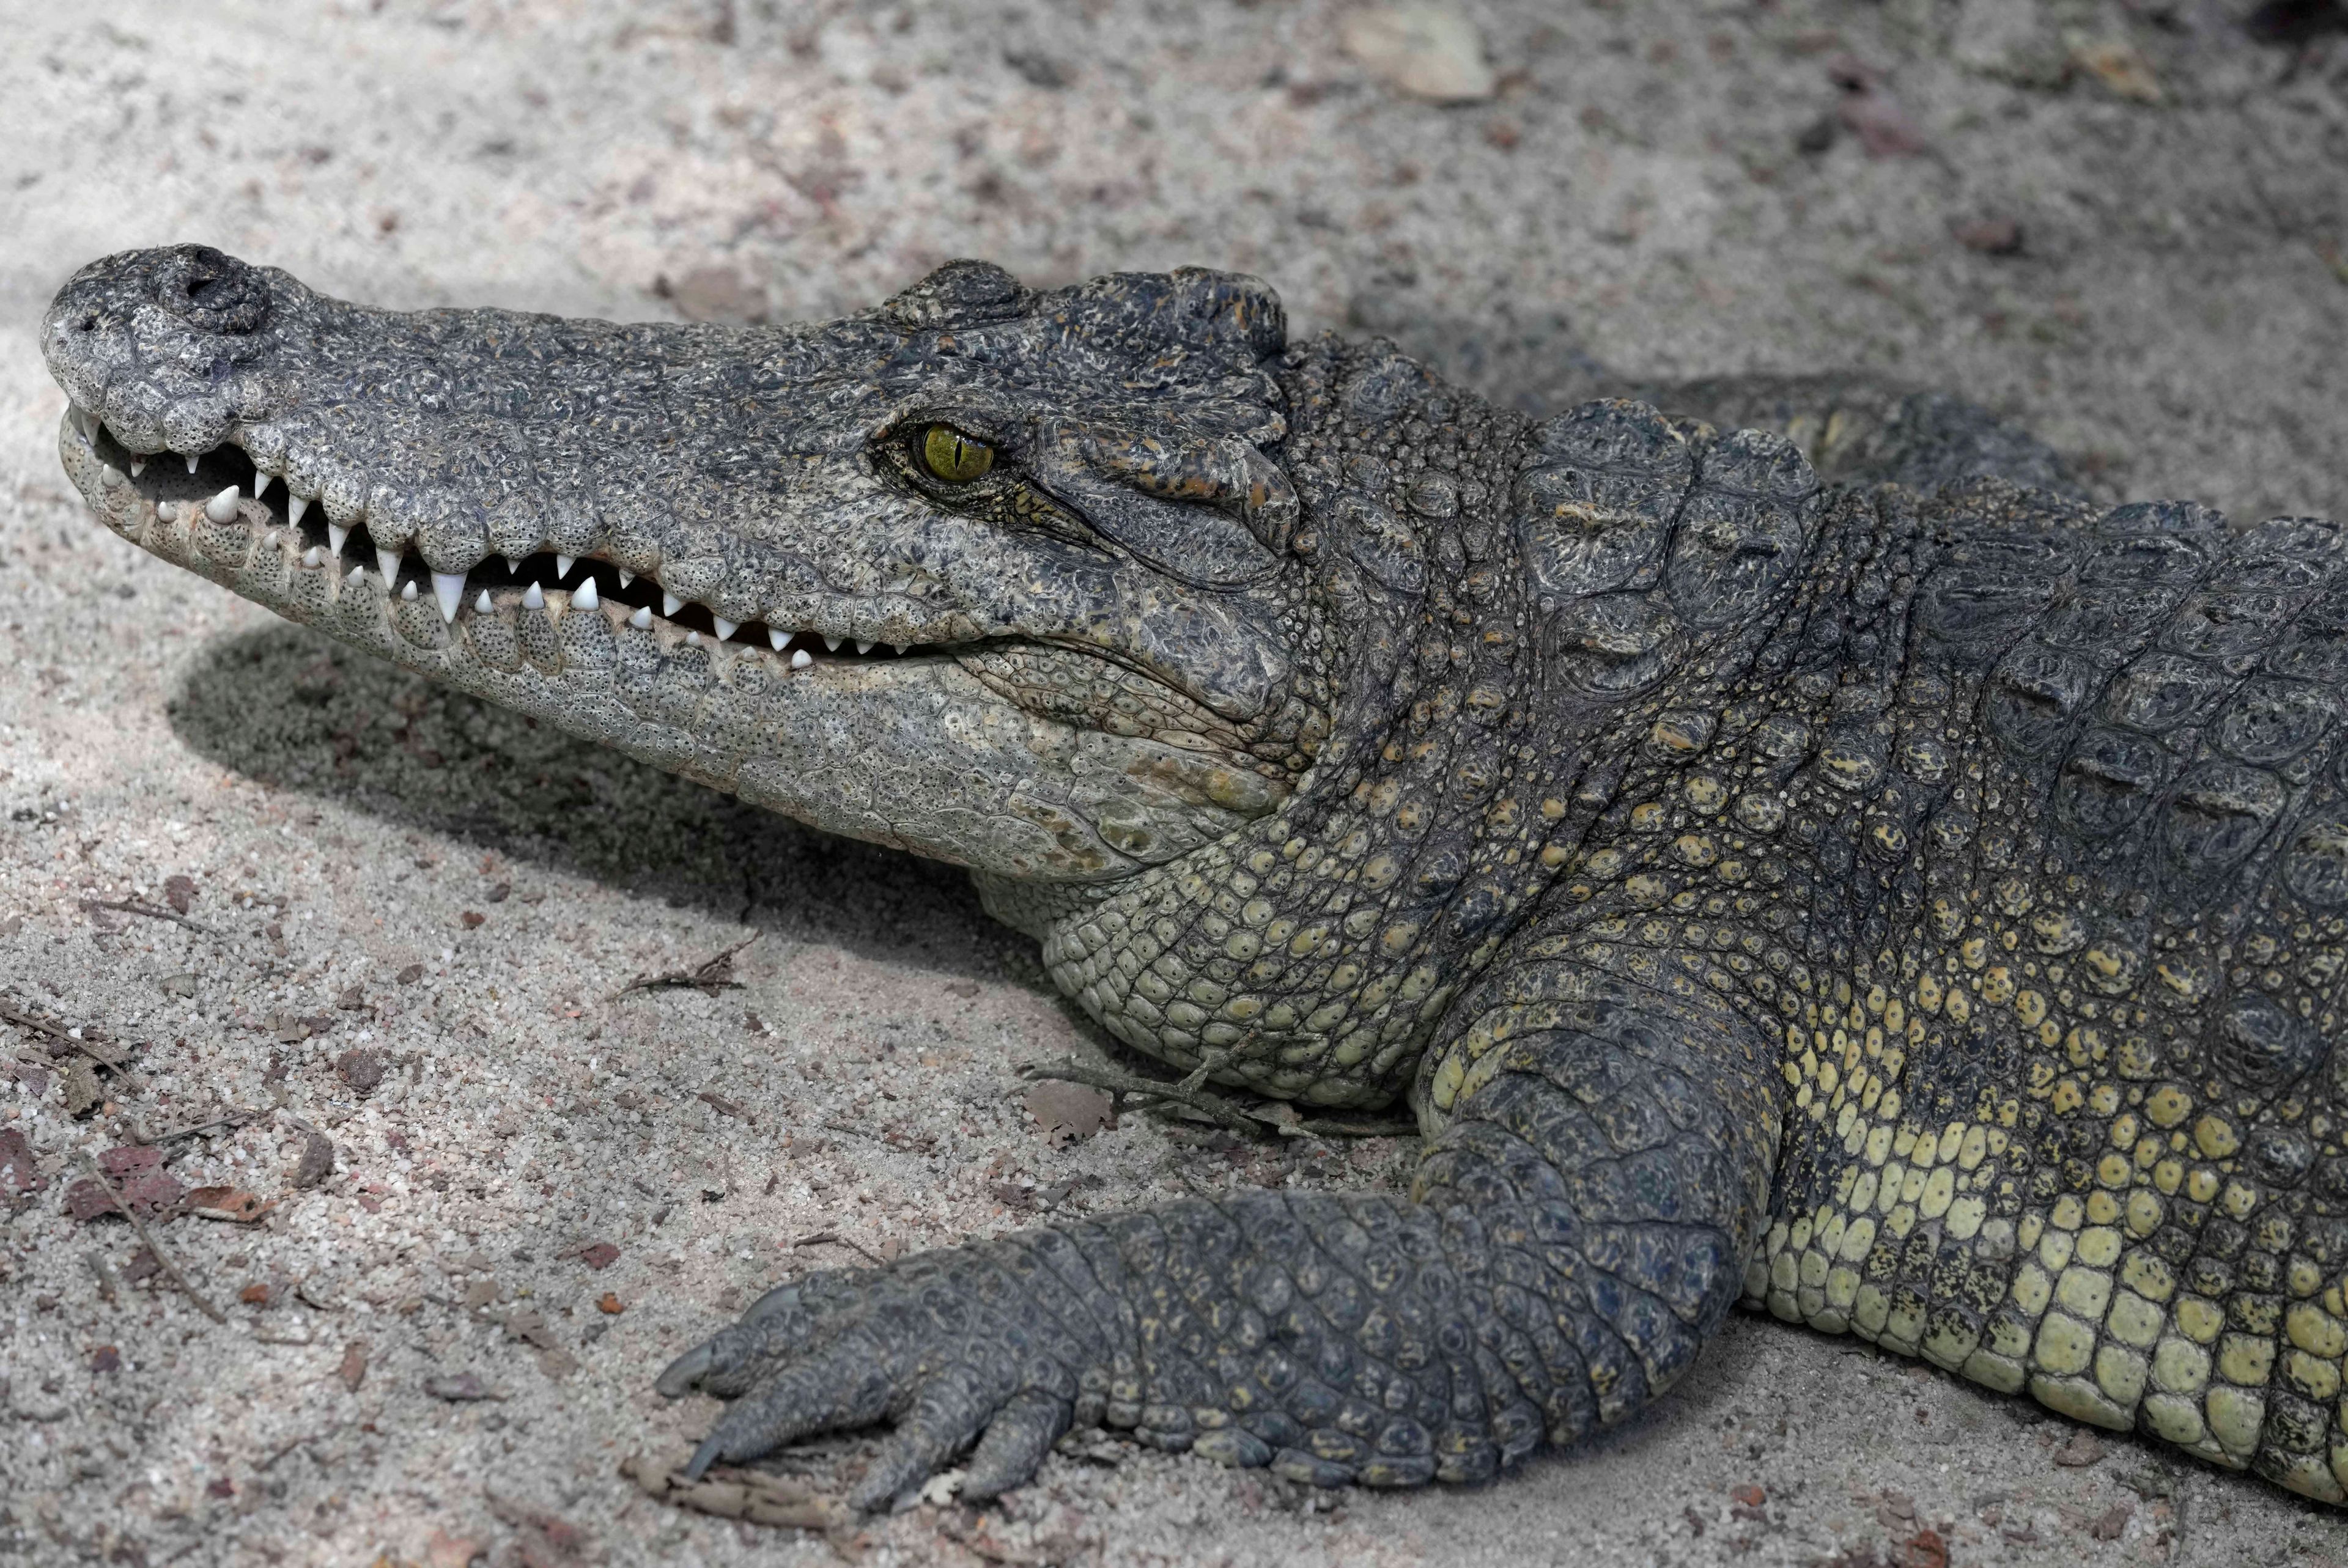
xmin=655 ymin=1243 xmax=1100 ymax=1511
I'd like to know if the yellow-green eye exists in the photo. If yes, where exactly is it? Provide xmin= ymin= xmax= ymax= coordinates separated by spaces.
xmin=921 ymin=424 xmax=994 ymax=484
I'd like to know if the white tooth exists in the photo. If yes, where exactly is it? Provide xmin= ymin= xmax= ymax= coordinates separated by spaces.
xmin=204 ymin=486 xmax=240 ymax=523
xmin=474 ymin=589 xmax=493 ymax=614
xmin=574 ymin=577 xmax=600 ymax=610
xmin=400 ymin=580 xmax=418 ymax=602
xmin=287 ymin=494 xmax=310 ymax=528
xmin=556 ymin=554 xmax=575 ymax=578
xmin=183 ymin=453 xmax=199 ymax=474
xmin=823 ymin=635 xmax=841 ymax=652
xmin=327 ymin=522 xmax=348 ymax=554
xmin=346 ymin=566 xmax=364 ymax=586
xmin=662 ymin=592 xmax=683 ymax=616
xmin=377 ymin=547 xmax=401 ymax=583
xmin=128 ymin=458 xmax=146 ymax=477
xmin=629 ymin=606 xmax=652 ymax=630
xmin=618 ymin=569 xmax=635 ymax=587
xmin=262 ymin=529 xmax=279 ymax=548
xmin=686 ymin=630 xmax=701 ymax=646
xmin=303 ymin=545 xmax=322 ymax=568
xmin=790 ymin=648 xmax=813 ymax=670
xmin=252 ymin=471 xmax=275 ymax=498
xmin=712 ymin=616 xmax=736 ymax=640
xmin=504 ymin=554 xmax=521 ymax=573
xmin=155 ymin=500 xmax=175 ymax=522
xmin=433 ymin=573 xmax=465 ymax=622
xmin=100 ymin=464 xmax=127 ymax=488
xmin=522 ymin=582 xmax=545 ymax=610
xmin=767 ymin=627 xmax=789 ymax=652
xmin=855 ymin=640 xmax=874 ymax=655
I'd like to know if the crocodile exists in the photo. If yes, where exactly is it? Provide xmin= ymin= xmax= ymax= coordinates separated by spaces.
xmin=40 ymin=243 xmax=2348 ymax=1511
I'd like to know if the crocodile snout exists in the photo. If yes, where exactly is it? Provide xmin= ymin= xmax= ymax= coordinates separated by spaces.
xmin=42 ymin=244 xmax=298 ymax=460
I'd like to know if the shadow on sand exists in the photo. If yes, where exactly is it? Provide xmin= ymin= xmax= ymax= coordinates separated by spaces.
xmin=165 ymin=621 xmax=1024 ymax=982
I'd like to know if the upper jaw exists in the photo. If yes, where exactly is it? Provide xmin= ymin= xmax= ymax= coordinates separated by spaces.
xmin=60 ymin=402 xmax=947 ymax=671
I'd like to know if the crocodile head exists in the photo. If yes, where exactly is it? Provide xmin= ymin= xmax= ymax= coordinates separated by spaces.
xmin=42 ymin=244 xmax=1334 ymax=885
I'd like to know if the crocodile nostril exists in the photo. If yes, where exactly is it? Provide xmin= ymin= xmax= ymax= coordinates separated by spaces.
xmin=150 ymin=244 xmax=270 ymax=335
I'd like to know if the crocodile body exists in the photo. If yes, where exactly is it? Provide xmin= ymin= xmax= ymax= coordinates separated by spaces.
xmin=41 ymin=245 xmax=2348 ymax=1509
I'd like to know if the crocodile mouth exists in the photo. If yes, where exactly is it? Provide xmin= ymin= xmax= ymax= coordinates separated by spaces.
xmin=65 ymin=407 xmax=954 ymax=671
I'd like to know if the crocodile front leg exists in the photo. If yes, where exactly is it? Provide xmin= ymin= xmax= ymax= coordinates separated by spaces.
xmin=655 ymin=971 xmax=1779 ymax=1506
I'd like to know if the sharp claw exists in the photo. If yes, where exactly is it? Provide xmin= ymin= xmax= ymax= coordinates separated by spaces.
xmin=741 ymin=1281 xmax=803 ymax=1327
xmin=654 ymin=1342 xmax=717 ymax=1399
xmin=682 ymin=1434 xmax=729 ymax=1482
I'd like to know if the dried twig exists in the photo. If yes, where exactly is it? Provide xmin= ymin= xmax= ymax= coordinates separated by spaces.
xmin=84 ymin=1250 xmax=120 ymax=1304
xmin=0 ymin=1001 xmax=142 ymax=1091
xmin=1285 ymin=1116 xmax=1419 ymax=1139
xmin=81 ymin=897 xmax=216 ymax=935
xmin=132 ymin=1108 xmax=264 ymax=1145
xmin=613 ymin=933 xmax=760 ymax=998
xmin=259 ymin=1430 xmax=319 ymax=1468
xmin=790 ymin=1231 xmax=886 ymax=1267
xmin=0 ymin=1002 xmax=76 ymax=1043
xmin=1016 ymin=1058 xmax=1266 ymax=1137
xmin=76 ymin=1153 xmax=225 ymax=1323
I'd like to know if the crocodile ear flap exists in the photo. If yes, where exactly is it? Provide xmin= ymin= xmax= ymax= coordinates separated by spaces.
xmin=1028 ymin=419 xmax=1298 ymax=587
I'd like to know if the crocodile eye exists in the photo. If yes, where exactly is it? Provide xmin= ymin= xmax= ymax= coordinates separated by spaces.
xmin=920 ymin=424 xmax=994 ymax=484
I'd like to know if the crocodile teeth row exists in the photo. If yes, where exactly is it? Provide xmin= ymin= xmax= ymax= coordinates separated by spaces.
xmin=68 ymin=409 xmax=915 ymax=661
xmin=106 ymin=454 xmax=915 ymax=663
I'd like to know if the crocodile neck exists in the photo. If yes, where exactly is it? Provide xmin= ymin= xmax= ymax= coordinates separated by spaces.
xmin=1002 ymin=348 xmax=1880 ymax=1110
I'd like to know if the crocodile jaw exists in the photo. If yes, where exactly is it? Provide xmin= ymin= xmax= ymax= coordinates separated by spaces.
xmin=57 ymin=408 xmax=1296 ymax=880
xmin=43 ymin=246 xmax=1324 ymax=883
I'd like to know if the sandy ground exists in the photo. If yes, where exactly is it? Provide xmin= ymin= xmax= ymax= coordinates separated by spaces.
xmin=4 ymin=1 xmax=2348 ymax=1564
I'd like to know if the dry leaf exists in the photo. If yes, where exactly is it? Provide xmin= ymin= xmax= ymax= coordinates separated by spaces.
xmin=291 ymin=1131 xmax=336 ymax=1188
xmin=1341 ymin=4 xmax=1496 ymax=102
xmin=336 ymin=1050 xmax=385 ymax=1094
xmin=61 ymin=1058 xmax=101 ymax=1117
xmin=485 ymin=1490 xmax=593 ymax=1567
xmin=0 ymin=1128 xmax=43 ymax=1195
xmin=186 ymin=1185 xmax=276 ymax=1223
xmin=424 ymin=1372 xmax=500 ymax=1401
xmin=2053 ymin=1431 xmax=2106 ymax=1467
xmin=2072 ymin=40 xmax=2162 ymax=103
xmin=1025 ymin=1080 xmax=1112 ymax=1147
xmin=622 ymin=1452 xmax=842 ymax=1531
xmin=339 ymin=1339 xmax=369 ymax=1391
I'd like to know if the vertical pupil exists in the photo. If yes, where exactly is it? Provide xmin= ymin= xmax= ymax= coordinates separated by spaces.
xmin=925 ymin=425 xmax=990 ymax=482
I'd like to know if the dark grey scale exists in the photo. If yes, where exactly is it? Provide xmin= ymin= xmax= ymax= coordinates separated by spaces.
xmin=1665 ymin=427 xmax=1818 ymax=630
xmin=1983 ymin=643 xmax=2097 ymax=760
xmin=1513 ymin=399 xmax=1697 ymax=602
xmin=2160 ymin=762 xmax=2291 ymax=892
xmin=2209 ymin=516 xmax=2344 ymax=595
xmin=2215 ymin=677 xmax=2339 ymax=776
xmin=2280 ymin=804 xmax=2348 ymax=910
xmin=2053 ymin=726 xmax=2174 ymax=842
xmin=2100 ymin=652 xmax=2237 ymax=737
xmin=2206 ymin=990 xmax=2331 ymax=1094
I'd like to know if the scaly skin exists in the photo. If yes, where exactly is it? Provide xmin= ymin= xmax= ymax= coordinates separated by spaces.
xmin=41 ymin=245 xmax=2348 ymax=1509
